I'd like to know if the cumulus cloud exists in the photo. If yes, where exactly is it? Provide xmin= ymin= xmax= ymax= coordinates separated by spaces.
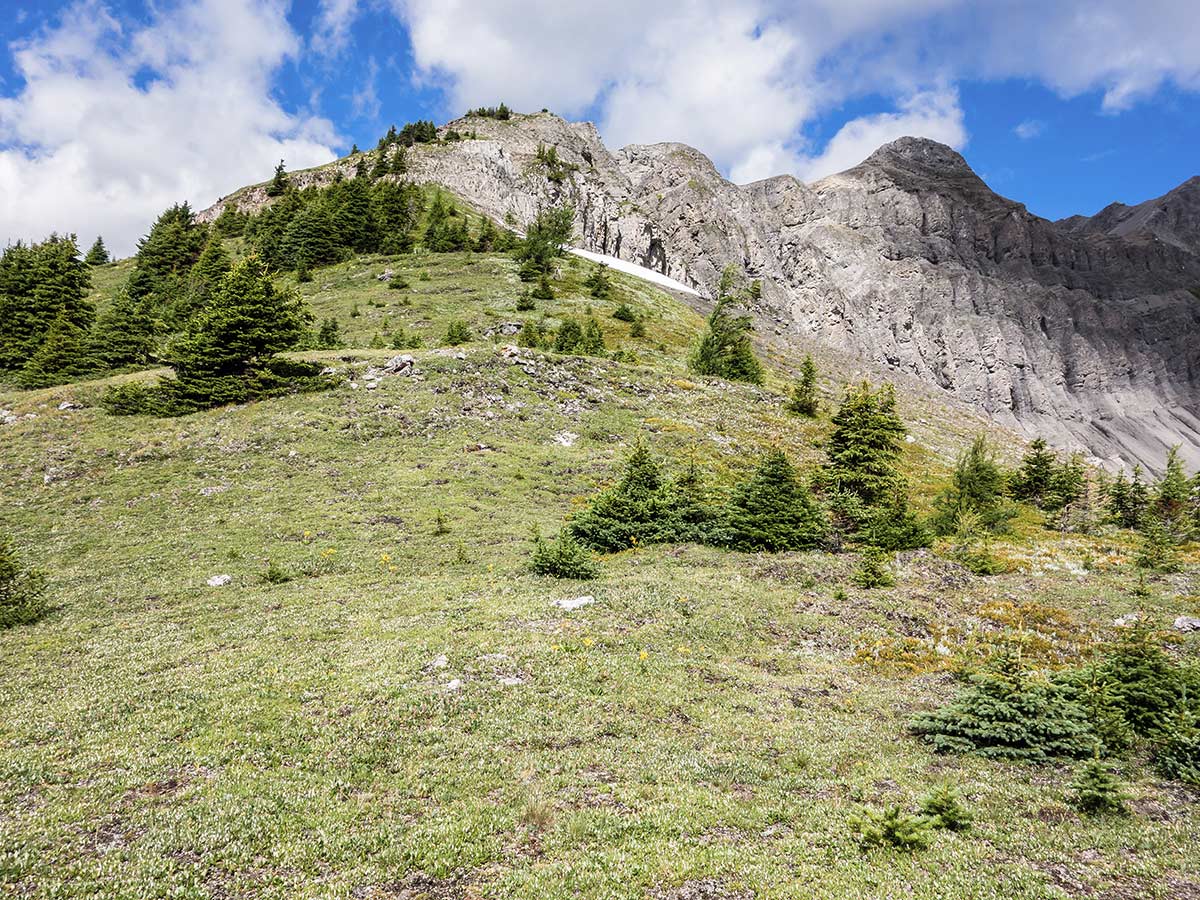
xmin=1014 ymin=119 xmax=1045 ymax=140
xmin=388 ymin=0 xmax=1200 ymax=183
xmin=0 ymin=0 xmax=338 ymax=256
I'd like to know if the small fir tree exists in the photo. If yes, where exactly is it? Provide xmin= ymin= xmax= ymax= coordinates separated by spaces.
xmin=531 ymin=273 xmax=555 ymax=301
xmin=932 ymin=434 xmax=1015 ymax=535
xmin=919 ymin=785 xmax=972 ymax=831
xmin=16 ymin=311 xmax=94 ymax=388
xmin=786 ymin=355 xmax=820 ymax=417
xmin=89 ymin=291 xmax=159 ymax=370
xmin=316 ymin=318 xmax=343 ymax=350
xmin=1135 ymin=515 xmax=1182 ymax=573
xmin=849 ymin=805 xmax=933 ymax=852
xmin=726 ymin=450 xmax=826 ymax=552
xmin=0 ymin=534 xmax=49 ymax=629
xmin=852 ymin=545 xmax=895 ymax=589
xmin=586 ymin=264 xmax=612 ymax=299
xmin=909 ymin=652 xmax=1096 ymax=761
xmin=577 ymin=317 xmax=606 ymax=355
xmin=689 ymin=292 xmax=764 ymax=384
xmin=1070 ymin=760 xmax=1128 ymax=816
xmin=444 ymin=320 xmax=472 ymax=346
xmin=1010 ymin=438 xmax=1057 ymax=508
xmin=612 ymin=302 xmax=636 ymax=322
xmin=530 ymin=528 xmax=599 ymax=580
xmin=84 ymin=236 xmax=110 ymax=266
xmin=554 ymin=318 xmax=583 ymax=352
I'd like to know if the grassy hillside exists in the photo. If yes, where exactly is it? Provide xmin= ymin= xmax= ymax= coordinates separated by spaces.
xmin=1 ymin=251 xmax=1198 ymax=899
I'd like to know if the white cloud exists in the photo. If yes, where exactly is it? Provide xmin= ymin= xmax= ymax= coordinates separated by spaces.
xmin=1014 ymin=119 xmax=1045 ymax=140
xmin=312 ymin=0 xmax=360 ymax=57
xmin=0 ymin=0 xmax=339 ymax=257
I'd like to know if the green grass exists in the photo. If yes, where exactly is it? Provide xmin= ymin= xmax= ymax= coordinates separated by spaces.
xmin=1 ymin=251 xmax=1198 ymax=899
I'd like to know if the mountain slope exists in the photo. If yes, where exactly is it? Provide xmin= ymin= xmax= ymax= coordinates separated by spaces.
xmin=206 ymin=113 xmax=1200 ymax=471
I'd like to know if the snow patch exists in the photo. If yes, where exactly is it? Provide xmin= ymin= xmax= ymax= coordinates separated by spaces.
xmin=567 ymin=247 xmax=700 ymax=296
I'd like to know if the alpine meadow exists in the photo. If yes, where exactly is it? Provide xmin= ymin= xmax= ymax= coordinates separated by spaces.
xmin=2 ymin=6 xmax=1200 ymax=897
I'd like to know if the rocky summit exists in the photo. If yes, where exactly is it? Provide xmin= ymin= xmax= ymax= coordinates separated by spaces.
xmin=212 ymin=112 xmax=1200 ymax=470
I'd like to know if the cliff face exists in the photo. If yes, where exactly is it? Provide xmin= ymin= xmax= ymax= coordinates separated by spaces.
xmin=203 ymin=113 xmax=1200 ymax=470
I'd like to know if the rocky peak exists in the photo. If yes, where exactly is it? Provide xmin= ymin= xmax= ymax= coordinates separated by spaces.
xmin=860 ymin=136 xmax=977 ymax=180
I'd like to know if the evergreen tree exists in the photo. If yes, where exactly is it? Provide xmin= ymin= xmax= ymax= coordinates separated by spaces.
xmin=1154 ymin=708 xmax=1200 ymax=787
xmin=391 ymin=146 xmax=407 ymax=174
xmin=689 ymin=295 xmax=764 ymax=384
xmin=1010 ymin=438 xmax=1057 ymax=507
xmin=726 ymin=450 xmax=826 ymax=552
xmin=554 ymin=318 xmax=583 ymax=352
xmin=577 ymin=317 xmax=606 ymax=355
xmin=530 ymin=529 xmax=599 ymax=580
xmin=0 ymin=534 xmax=48 ymax=630
xmin=515 ymin=205 xmax=574 ymax=275
xmin=932 ymin=435 xmax=1015 ymax=535
xmin=1071 ymin=760 xmax=1128 ymax=815
xmin=444 ymin=320 xmax=472 ymax=346
xmin=0 ymin=235 xmax=94 ymax=372
xmin=1108 ymin=466 xmax=1150 ymax=528
xmin=859 ymin=487 xmax=932 ymax=551
xmin=586 ymin=264 xmax=612 ymax=299
xmin=612 ymin=302 xmax=636 ymax=322
xmin=128 ymin=203 xmax=208 ymax=302
xmin=89 ymin=290 xmax=159 ymax=370
xmin=531 ymin=273 xmax=555 ymax=301
xmin=316 ymin=318 xmax=343 ymax=350
xmin=372 ymin=180 xmax=423 ymax=254
xmin=16 ymin=310 xmax=94 ymax=388
xmin=822 ymin=382 xmax=906 ymax=506
xmin=910 ymin=653 xmax=1096 ymax=761
xmin=1136 ymin=515 xmax=1182 ymax=573
xmin=266 ymin=159 xmax=290 ymax=197
xmin=330 ymin=177 xmax=379 ymax=254
xmin=1153 ymin=447 xmax=1193 ymax=539
xmin=178 ymin=237 xmax=232 ymax=322
xmin=370 ymin=149 xmax=389 ymax=180
xmin=214 ymin=204 xmax=248 ymax=237
xmin=282 ymin=202 xmax=341 ymax=270
xmin=786 ymin=354 xmax=820 ymax=416
xmin=475 ymin=217 xmax=498 ymax=252
xmin=105 ymin=255 xmax=317 ymax=413
xmin=84 ymin=236 xmax=110 ymax=266
xmin=853 ymin=545 xmax=895 ymax=588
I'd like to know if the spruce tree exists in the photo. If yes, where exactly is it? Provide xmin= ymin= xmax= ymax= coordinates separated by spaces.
xmin=586 ymin=264 xmax=612 ymax=299
xmin=726 ymin=450 xmax=826 ymax=552
xmin=852 ymin=545 xmax=895 ymax=588
xmin=531 ymin=273 xmax=555 ymax=301
xmin=444 ymin=320 xmax=472 ymax=346
xmin=1153 ymin=447 xmax=1193 ymax=539
xmin=554 ymin=318 xmax=583 ymax=352
xmin=530 ymin=529 xmax=599 ymax=580
xmin=932 ymin=435 xmax=1014 ymax=535
xmin=822 ymin=382 xmax=906 ymax=506
xmin=16 ymin=311 xmax=95 ymax=388
xmin=1010 ymin=438 xmax=1057 ymax=507
xmin=577 ymin=317 xmax=606 ymax=355
xmin=859 ymin=487 xmax=932 ymax=550
xmin=0 ymin=234 xmax=93 ymax=372
xmin=89 ymin=291 xmax=159 ymax=370
xmin=316 ymin=318 xmax=343 ymax=350
xmin=84 ymin=236 xmax=110 ymax=266
xmin=689 ymin=296 xmax=763 ymax=384
xmin=1070 ymin=760 xmax=1128 ymax=815
xmin=128 ymin=203 xmax=208 ymax=301
xmin=612 ymin=302 xmax=636 ymax=322
xmin=0 ymin=534 xmax=48 ymax=630
xmin=266 ymin=159 xmax=290 ymax=196
xmin=178 ymin=237 xmax=232 ymax=322
xmin=515 ymin=205 xmax=574 ymax=275
xmin=786 ymin=354 xmax=819 ymax=416
xmin=570 ymin=444 xmax=705 ymax=552
xmin=475 ymin=217 xmax=498 ymax=252
xmin=910 ymin=653 xmax=1096 ymax=761
xmin=330 ymin=177 xmax=379 ymax=254
xmin=282 ymin=203 xmax=340 ymax=271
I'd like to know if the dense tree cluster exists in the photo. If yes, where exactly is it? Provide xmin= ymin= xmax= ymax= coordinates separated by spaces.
xmin=466 ymin=103 xmax=512 ymax=120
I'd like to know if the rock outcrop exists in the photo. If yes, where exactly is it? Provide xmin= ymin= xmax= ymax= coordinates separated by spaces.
xmin=202 ymin=113 xmax=1200 ymax=470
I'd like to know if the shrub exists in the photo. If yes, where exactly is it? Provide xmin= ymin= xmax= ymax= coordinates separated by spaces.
xmin=612 ymin=302 xmax=636 ymax=322
xmin=531 ymin=273 xmax=555 ymax=301
xmin=726 ymin=450 xmax=826 ymax=552
xmin=388 ymin=276 xmax=410 ymax=290
xmin=390 ymin=325 xmax=423 ymax=350
xmin=849 ymin=805 xmax=933 ymax=851
xmin=852 ymin=546 xmax=895 ymax=589
xmin=316 ymin=318 xmax=343 ymax=350
xmin=577 ymin=317 xmax=606 ymax=355
xmin=1070 ymin=760 xmax=1128 ymax=816
xmin=629 ymin=318 xmax=646 ymax=339
xmin=516 ymin=290 xmax=536 ymax=311
xmin=445 ymin=320 xmax=472 ymax=346
xmin=0 ymin=534 xmax=49 ymax=629
xmin=909 ymin=653 xmax=1096 ymax=761
xmin=1135 ymin=516 xmax=1182 ymax=572
xmin=858 ymin=489 xmax=932 ymax=551
xmin=919 ymin=785 xmax=972 ymax=831
xmin=517 ymin=320 xmax=546 ymax=349
xmin=530 ymin=529 xmax=599 ymax=580
xmin=586 ymin=264 xmax=612 ymax=299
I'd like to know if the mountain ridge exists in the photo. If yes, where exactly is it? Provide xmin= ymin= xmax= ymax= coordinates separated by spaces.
xmin=200 ymin=113 xmax=1200 ymax=471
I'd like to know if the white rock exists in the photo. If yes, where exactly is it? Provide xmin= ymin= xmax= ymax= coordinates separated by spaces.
xmin=497 ymin=676 xmax=524 ymax=687
xmin=553 ymin=431 xmax=579 ymax=447
xmin=553 ymin=595 xmax=595 ymax=612
xmin=444 ymin=679 xmax=464 ymax=692
xmin=58 ymin=401 xmax=82 ymax=411
xmin=427 ymin=653 xmax=449 ymax=670
xmin=1113 ymin=613 xmax=1141 ymax=627
xmin=1174 ymin=616 xmax=1200 ymax=633
xmin=206 ymin=574 xmax=232 ymax=587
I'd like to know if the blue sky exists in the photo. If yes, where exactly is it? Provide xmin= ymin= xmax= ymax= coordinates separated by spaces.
xmin=2 ymin=0 xmax=1198 ymax=255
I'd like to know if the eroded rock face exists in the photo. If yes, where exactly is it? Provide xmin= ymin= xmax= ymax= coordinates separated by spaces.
xmin=201 ymin=114 xmax=1200 ymax=470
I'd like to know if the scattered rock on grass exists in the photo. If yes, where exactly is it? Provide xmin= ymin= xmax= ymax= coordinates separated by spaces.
xmin=553 ymin=595 xmax=595 ymax=612
xmin=1174 ymin=616 xmax=1200 ymax=633
xmin=206 ymin=574 xmax=232 ymax=587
